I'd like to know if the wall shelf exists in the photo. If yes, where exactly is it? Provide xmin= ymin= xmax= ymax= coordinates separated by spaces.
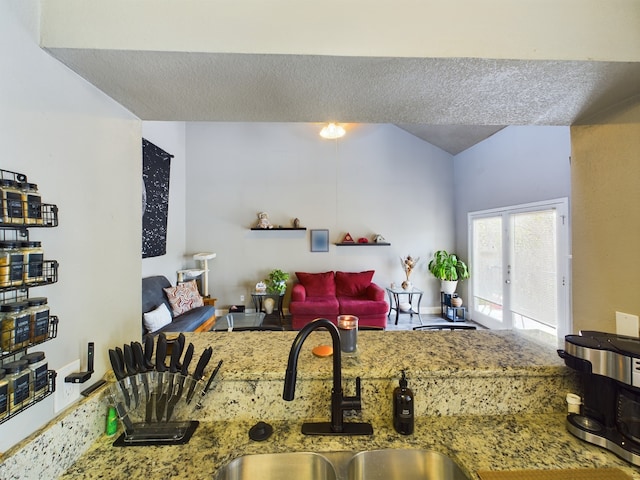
xmin=0 ymin=168 xmax=58 ymax=425
xmin=250 ymin=227 xmax=307 ymax=231
xmin=335 ymin=242 xmax=391 ymax=246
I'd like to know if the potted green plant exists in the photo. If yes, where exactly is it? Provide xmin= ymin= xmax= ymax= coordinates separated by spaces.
xmin=264 ymin=269 xmax=289 ymax=294
xmin=427 ymin=250 xmax=469 ymax=294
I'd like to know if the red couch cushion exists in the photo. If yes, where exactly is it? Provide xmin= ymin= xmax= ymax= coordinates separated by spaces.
xmin=295 ymin=271 xmax=335 ymax=296
xmin=339 ymin=297 xmax=389 ymax=316
xmin=335 ymin=270 xmax=374 ymax=297
xmin=290 ymin=296 xmax=340 ymax=315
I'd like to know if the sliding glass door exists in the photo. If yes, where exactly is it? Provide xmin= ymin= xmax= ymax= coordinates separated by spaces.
xmin=469 ymin=199 xmax=570 ymax=346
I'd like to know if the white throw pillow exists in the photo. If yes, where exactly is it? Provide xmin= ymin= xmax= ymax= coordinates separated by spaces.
xmin=143 ymin=303 xmax=172 ymax=333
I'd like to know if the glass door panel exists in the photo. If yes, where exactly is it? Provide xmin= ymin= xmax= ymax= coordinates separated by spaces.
xmin=471 ymin=216 xmax=504 ymax=327
xmin=510 ymin=210 xmax=558 ymax=340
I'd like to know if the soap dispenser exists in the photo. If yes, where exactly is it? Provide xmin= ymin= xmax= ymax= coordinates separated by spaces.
xmin=393 ymin=370 xmax=414 ymax=435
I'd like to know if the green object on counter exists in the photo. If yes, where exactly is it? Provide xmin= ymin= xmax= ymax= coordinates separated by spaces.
xmin=106 ymin=406 xmax=118 ymax=437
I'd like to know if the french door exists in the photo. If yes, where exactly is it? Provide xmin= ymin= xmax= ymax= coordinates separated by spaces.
xmin=468 ymin=199 xmax=570 ymax=346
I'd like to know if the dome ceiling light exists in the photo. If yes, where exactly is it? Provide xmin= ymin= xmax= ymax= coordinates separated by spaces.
xmin=319 ymin=123 xmax=346 ymax=139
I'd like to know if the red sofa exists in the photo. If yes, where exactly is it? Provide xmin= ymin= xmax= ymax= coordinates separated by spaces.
xmin=289 ymin=270 xmax=389 ymax=330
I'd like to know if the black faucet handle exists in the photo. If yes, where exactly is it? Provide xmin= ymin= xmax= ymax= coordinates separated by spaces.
xmin=342 ymin=377 xmax=363 ymax=411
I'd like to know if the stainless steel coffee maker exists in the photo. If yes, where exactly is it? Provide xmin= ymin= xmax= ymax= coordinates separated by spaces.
xmin=558 ymin=330 xmax=640 ymax=466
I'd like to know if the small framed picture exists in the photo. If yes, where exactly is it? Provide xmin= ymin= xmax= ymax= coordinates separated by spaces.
xmin=310 ymin=229 xmax=329 ymax=252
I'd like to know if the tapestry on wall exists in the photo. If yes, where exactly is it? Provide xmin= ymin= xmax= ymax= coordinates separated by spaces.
xmin=142 ymin=138 xmax=173 ymax=258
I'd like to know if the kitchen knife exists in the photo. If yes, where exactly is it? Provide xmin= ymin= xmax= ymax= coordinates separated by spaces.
xmin=155 ymin=333 xmax=168 ymax=421
xmin=109 ymin=348 xmax=131 ymax=408
xmin=196 ymin=359 xmax=223 ymax=409
xmin=186 ymin=346 xmax=213 ymax=404
xmin=115 ymin=346 xmax=126 ymax=372
xmin=123 ymin=344 xmax=140 ymax=408
xmin=169 ymin=337 xmax=182 ymax=374
xmin=132 ymin=341 xmax=153 ymax=423
xmin=165 ymin=342 xmax=194 ymax=421
xmin=143 ymin=334 xmax=155 ymax=370
xmin=175 ymin=333 xmax=185 ymax=369
xmin=163 ymin=337 xmax=183 ymax=419
xmin=180 ymin=343 xmax=194 ymax=378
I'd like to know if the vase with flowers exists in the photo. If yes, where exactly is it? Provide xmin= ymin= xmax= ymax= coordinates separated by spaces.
xmin=400 ymin=255 xmax=420 ymax=290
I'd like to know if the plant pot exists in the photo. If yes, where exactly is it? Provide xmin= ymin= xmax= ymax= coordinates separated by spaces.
xmin=441 ymin=280 xmax=458 ymax=295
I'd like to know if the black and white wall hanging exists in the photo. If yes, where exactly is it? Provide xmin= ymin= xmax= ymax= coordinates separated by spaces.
xmin=142 ymin=138 xmax=173 ymax=258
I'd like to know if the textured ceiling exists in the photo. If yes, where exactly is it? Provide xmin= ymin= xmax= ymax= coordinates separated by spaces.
xmin=46 ymin=49 xmax=640 ymax=154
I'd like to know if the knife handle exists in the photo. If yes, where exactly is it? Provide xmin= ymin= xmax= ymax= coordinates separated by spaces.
xmin=192 ymin=346 xmax=213 ymax=381
xmin=177 ymin=333 xmax=185 ymax=360
xmin=123 ymin=344 xmax=137 ymax=376
xmin=169 ymin=339 xmax=182 ymax=373
xmin=143 ymin=334 xmax=155 ymax=370
xmin=181 ymin=343 xmax=194 ymax=376
xmin=115 ymin=346 xmax=126 ymax=372
xmin=109 ymin=349 xmax=126 ymax=380
xmin=156 ymin=333 xmax=168 ymax=372
xmin=132 ymin=342 xmax=147 ymax=373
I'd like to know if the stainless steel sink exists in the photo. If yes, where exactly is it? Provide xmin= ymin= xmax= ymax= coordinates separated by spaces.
xmin=215 ymin=452 xmax=338 ymax=480
xmin=215 ymin=450 xmax=469 ymax=480
xmin=347 ymin=449 xmax=469 ymax=480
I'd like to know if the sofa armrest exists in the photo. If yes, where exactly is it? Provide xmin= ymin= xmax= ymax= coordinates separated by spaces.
xmin=365 ymin=283 xmax=385 ymax=301
xmin=291 ymin=283 xmax=307 ymax=302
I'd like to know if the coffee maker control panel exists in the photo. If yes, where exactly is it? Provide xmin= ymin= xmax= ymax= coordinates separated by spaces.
xmin=633 ymin=359 xmax=640 ymax=388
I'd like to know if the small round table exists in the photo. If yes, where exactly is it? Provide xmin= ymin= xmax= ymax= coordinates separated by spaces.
xmin=386 ymin=287 xmax=424 ymax=325
xmin=251 ymin=291 xmax=285 ymax=324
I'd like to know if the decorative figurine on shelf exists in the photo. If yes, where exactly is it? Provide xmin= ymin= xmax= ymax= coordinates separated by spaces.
xmin=342 ymin=232 xmax=355 ymax=243
xmin=293 ymin=218 xmax=301 ymax=228
xmin=256 ymin=212 xmax=273 ymax=229
xmin=357 ymin=237 xmax=369 ymax=243
xmin=400 ymin=255 xmax=420 ymax=290
xmin=373 ymin=234 xmax=386 ymax=243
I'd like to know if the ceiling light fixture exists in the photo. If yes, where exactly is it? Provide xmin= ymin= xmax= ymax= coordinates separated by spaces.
xmin=319 ymin=123 xmax=346 ymax=139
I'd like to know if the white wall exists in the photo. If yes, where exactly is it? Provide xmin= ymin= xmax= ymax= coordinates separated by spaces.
xmin=0 ymin=1 xmax=141 ymax=451
xmin=452 ymin=126 xmax=572 ymax=302
xmin=185 ymin=123 xmax=455 ymax=310
xmin=141 ymin=122 xmax=188 ymax=284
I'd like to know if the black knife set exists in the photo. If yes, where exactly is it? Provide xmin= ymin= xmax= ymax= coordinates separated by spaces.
xmin=107 ymin=332 xmax=222 ymax=446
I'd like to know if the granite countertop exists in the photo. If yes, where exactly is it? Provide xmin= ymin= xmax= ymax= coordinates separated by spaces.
xmin=61 ymin=414 xmax=639 ymax=479
xmin=6 ymin=330 xmax=636 ymax=479
xmin=174 ymin=330 xmax=571 ymax=381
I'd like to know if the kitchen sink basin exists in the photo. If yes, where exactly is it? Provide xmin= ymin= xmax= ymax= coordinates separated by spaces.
xmin=347 ymin=449 xmax=469 ymax=480
xmin=215 ymin=449 xmax=469 ymax=480
xmin=215 ymin=452 xmax=338 ymax=480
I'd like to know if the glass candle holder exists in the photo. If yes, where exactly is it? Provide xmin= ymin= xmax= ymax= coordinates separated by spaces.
xmin=337 ymin=315 xmax=358 ymax=353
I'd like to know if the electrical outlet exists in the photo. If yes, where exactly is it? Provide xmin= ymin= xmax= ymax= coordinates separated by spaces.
xmin=54 ymin=360 xmax=81 ymax=413
xmin=240 ymin=295 xmax=245 ymax=302
xmin=616 ymin=311 xmax=640 ymax=337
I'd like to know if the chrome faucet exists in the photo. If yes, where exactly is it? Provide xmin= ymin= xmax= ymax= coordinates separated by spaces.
xmin=283 ymin=318 xmax=373 ymax=435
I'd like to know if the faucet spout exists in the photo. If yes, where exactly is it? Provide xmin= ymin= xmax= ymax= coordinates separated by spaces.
xmin=282 ymin=318 xmax=373 ymax=436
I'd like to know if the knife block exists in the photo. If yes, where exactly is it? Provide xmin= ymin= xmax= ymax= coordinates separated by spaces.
xmin=108 ymin=372 xmax=203 ymax=446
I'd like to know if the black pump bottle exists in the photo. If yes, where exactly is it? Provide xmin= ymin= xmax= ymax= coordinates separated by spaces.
xmin=393 ymin=370 xmax=414 ymax=435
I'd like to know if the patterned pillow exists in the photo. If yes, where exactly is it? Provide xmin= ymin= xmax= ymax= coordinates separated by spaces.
xmin=163 ymin=280 xmax=204 ymax=316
